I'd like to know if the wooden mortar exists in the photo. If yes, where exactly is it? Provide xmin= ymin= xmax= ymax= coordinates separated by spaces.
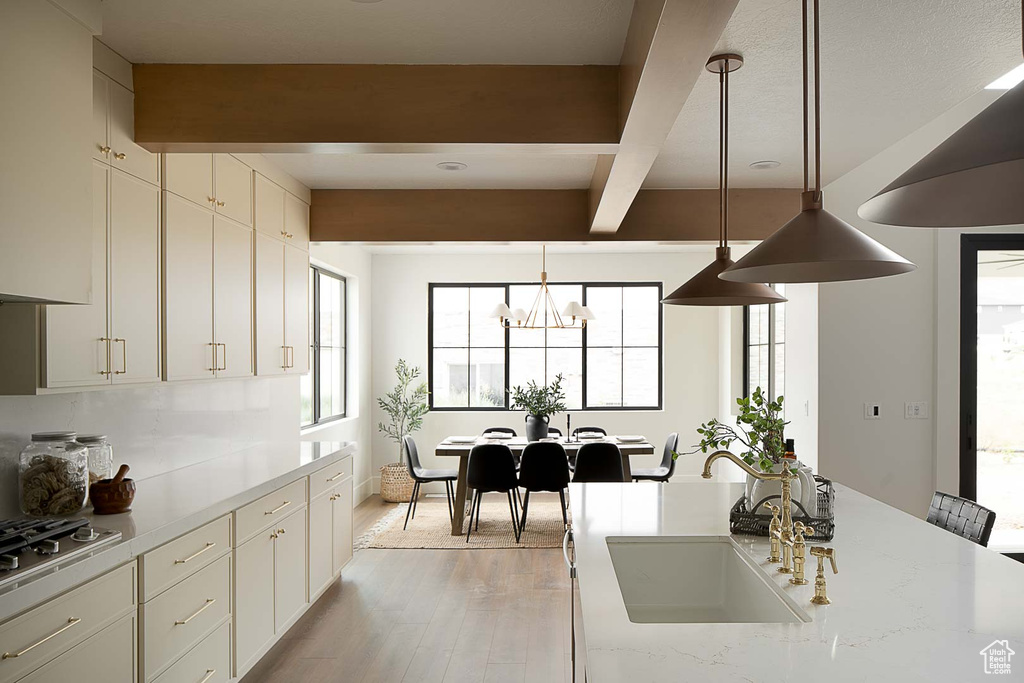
xmin=90 ymin=463 xmax=135 ymax=514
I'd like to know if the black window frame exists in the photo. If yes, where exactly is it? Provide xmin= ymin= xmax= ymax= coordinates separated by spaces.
xmin=427 ymin=281 xmax=663 ymax=412
xmin=742 ymin=285 xmax=785 ymax=399
xmin=304 ymin=265 xmax=347 ymax=428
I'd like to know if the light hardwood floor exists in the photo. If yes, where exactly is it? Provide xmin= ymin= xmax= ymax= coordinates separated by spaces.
xmin=241 ymin=494 xmax=572 ymax=683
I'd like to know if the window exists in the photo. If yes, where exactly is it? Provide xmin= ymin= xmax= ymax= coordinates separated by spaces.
xmin=428 ymin=282 xmax=662 ymax=410
xmin=301 ymin=266 xmax=347 ymax=427
xmin=744 ymin=284 xmax=786 ymax=399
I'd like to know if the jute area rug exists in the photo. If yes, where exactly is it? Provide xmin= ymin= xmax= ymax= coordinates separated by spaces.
xmin=366 ymin=494 xmax=569 ymax=550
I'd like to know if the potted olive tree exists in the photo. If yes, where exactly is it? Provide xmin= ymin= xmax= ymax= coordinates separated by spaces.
xmin=509 ymin=374 xmax=567 ymax=442
xmin=377 ymin=359 xmax=429 ymax=503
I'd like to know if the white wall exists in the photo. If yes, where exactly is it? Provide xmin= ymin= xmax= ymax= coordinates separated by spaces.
xmin=367 ymin=248 xmax=820 ymax=489
xmin=817 ymin=89 xmax=1004 ymax=516
xmin=303 ymin=242 xmax=375 ymax=504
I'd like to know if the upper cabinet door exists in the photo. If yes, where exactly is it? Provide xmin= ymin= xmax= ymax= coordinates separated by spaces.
xmin=108 ymin=80 xmax=159 ymax=186
xmin=109 ymin=170 xmax=161 ymax=385
xmin=254 ymin=233 xmax=286 ymax=376
xmin=214 ymin=154 xmax=253 ymax=226
xmin=92 ymin=72 xmax=109 ymax=163
xmin=165 ymin=154 xmax=215 ymax=209
xmin=254 ymin=173 xmax=285 ymax=242
xmin=284 ymin=193 xmax=310 ymax=249
xmin=43 ymin=161 xmax=110 ymax=388
xmin=164 ymin=193 xmax=215 ymax=381
xmin=283 ymin=245 xmax=310 ymax=375
xmin=214 ymin=216 xmax=254 ymax=379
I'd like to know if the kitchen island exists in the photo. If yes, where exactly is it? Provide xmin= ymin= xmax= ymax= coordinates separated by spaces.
xmin=568 ymin=479 xmax=1024 ymax=682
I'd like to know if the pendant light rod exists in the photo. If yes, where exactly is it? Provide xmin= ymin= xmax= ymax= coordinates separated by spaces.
xmin=723 ymin=59 xmax=730 ymax=246
xmin=801 ymin=0 xmax=822 ymax=195
xmin=719 ymin=68 xmax=725 ymax=247
xmin=802 ymin=0 xmax=809 ymax=193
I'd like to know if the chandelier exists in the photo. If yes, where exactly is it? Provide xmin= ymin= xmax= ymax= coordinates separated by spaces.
xmin=490 ymin=246 xmax=594 ymax=329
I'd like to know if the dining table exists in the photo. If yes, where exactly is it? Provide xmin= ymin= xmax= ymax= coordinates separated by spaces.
xmin=435 ymin=434 xmax=656 ymax=535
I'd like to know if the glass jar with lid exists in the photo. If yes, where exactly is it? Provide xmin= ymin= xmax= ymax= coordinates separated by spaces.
xmin=20 ymin=431 xmax=89 ymax=516
xmin=77 ymin=434 xmax=113 ymax=486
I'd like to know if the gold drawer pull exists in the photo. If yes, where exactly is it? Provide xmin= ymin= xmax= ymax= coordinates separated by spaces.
xmin=217 ymin=343 xmax=227 ymax=371
xmin=327 ymin=471 xmax=346 ymax=482
xmin=99 ymin=145 xmax=111 ymax=155
xmin=113 ymin=338 xmax=127 ymax=375
xmin=175 ymin=599 xmax=216 ymax=626
xmin=174 ymin=542 xmax=216 ymax=565
xmin=329 ymin=494 xmax=339 ymax=501
xmin=276 ymin=527 xmax=286 ymax=535
xmin=216 ymin=200 xmax=225 ymax=207
xmin=2 ymin=617 xmax=81 ymax=659
xmin=199 ymin=669 xmax=216 ymax=683
xmin=264 ymin=501 xmax=291 ymax=516
xmin=113 ymin=152 xmax=126 ymax=160
xmin=207 ymin=197 xmax=216 ymax=205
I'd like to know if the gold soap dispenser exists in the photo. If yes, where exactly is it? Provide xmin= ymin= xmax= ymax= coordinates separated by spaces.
xmin=809 ymin=546 xmax=838 ymax=605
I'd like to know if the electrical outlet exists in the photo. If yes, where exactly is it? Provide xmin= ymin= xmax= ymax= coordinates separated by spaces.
xmin=864 ymin=403 xmax=881 ymax=420
xmin=904 ymin=401 xmax=930 ymax=419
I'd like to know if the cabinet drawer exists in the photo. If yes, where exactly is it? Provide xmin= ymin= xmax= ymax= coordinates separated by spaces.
xmin=18 ymin=613 xmax=136 ymax=683
xmin=141 ymin=554 xmax=231 ymax=680
xmin=153 ymin=620 xmax=230 ymax=683
xmin=234 ymin=478 xmax=307 ymax=545
xmin=309 ymin=456 xmax=353 ymax=501
xmin=0 ymin=562 xmax=135 ymax=683
xmin=141 ymin=515 xmax=231 ymax=602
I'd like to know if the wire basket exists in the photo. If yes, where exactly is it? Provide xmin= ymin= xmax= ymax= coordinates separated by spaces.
xmin=729 ymin=475 xmax=835 ymax=541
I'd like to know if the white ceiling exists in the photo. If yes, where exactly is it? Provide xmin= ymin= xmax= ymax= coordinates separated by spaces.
xmin=267 ymin=154 xmax=598 ymax=190
xmin=98 ymin=0 xmax=1023 ymax=191
xmin=98 ymin=0 xmax=633 ymax=65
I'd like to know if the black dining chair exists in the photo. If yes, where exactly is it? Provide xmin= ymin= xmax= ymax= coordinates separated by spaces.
xmin=466 ymin=443 xmax=521 ymax=543
xmin=518 ymin=441 xmax=570 ymax=531
xmin=571 ymin=426 xmax=607 ymax=439
xmin=482 ymin=427 xmax=517 ymax=437
xmin=402 ymin=435 xmax=458 ymax=531
xmin=632 ymin=432 xmax=679 ymax=483
xmin=571 ymin=442 xmax=624 ymax=483
xmin=926 ymin=491 xmax=996 ymax=547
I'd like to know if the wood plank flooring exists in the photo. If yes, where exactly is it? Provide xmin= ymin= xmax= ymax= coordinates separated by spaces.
xmin=241 ymin=495 xmax=571 ymax=683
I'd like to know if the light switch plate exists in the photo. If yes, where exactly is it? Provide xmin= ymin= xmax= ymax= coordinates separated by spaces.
xmin=864 ymin=403 xmax=881 ymax=420
xmin=904 ymin=401 xmax=930 ymax=419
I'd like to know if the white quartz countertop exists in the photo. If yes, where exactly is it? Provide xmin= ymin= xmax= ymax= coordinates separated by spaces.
xmin=0 ymin=440 xmax=355 ymax=621
xmin=569 ymin=480 xmax=1024 ymax=682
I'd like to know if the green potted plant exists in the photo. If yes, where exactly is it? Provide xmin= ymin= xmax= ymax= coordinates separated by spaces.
xmin=508 ymin=374 xmax=567 ymax=442
xmin=377 ymin=359 xmax=429 ymax=503
xmin=686 ymin=387 xmax=814 ymax=513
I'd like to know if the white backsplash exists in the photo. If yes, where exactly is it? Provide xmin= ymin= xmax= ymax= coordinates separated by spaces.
xmin=0 ymin=376 xmax=301 ymax=517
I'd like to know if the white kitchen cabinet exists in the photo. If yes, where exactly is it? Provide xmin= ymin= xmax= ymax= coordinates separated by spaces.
xmin=273 ymin=508 xmax=307 ymax=632
xmin=332 ymin=478 xmax=354 ymax=575
xmin=255 ymin=173 xmax=309 ymax=249
xmin=164 ymin=194 xmax=254 ymax=381
xmin=108 ymin=77 xmax=160 ymax=186
xmin=254 ymin=234 xmax=286 ymax=376
xmin=284 ymin=244 xmax=310 ymax=374
xmin=164 ymin=193 xmax=215 ymax=381
xmin=308 ymin=493 xmax=333 ymax=599
xmin=165 ymin=154 xmax=252 ymax=226
xmin=308 ymin=458 xmax=354 ymax=599
xmin=43 ymin=166 xmax=161 ymax=388
xmin=92 ymin=72 xmax=110 ymax=164
xmin=284 ymin=192 xmax=310 ymax=249
xmin=234 ymin=504 xmax=308 ymax=677
xmin=18 ymin=613 xmax=137 ymax=683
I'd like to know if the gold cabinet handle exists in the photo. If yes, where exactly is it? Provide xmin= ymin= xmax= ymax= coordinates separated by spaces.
xmin=327 ymin=471 xmax=346 ymax=482
xmin=113 ymin=152 xmax=126 ymax=160
xmin=329 ymin=494 xmax=339 ymax=501
xmin=216 ymin=200 xmax=225 ymax=207
xmin=174 ymin=599 xmax=216 ymax=626
xmin=207 ymin=196 xmax=216 ymax=205
xmin=284 ymin=345 xmax=294 ymax=369
xmin=99 ymin=337 xmax=112 ymax=376
xmin=264 ymin=501 xmax=291 ymax=516
xmin=276 ymin=528 xmax=286 ymax=535
xmin=281 ymin=345 xmax=289 ymax=370
xmin=208 ymin=342 xmax=217 ymax=373
xmin=174 ymin=542 xmax=216 ymax=565
xmin=113 ymin=338 xmax=126 ymax=375
xmin=217 ymin=343 xmax=227 ymax=371
xmin=99 ymin=145 xmax=111 ymax=155
xmin=198 ymin=670 xmax=216 ymax=683
xmin=3 ymin=617 xmax=81 ymax=659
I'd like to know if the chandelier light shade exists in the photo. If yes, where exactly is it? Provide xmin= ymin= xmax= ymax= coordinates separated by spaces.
xmin=858 ymin=64 xmax=1024 ymax=225
xmin=720 ymin=0 xmax=916 ymax=284
xmin=489 ymin=246 xmax=593 ymax=329
xmin=662 ymin=54 xmax=786 ymax=306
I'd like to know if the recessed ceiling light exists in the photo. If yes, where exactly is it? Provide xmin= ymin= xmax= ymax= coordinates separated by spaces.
xmin=986 ymin=63 xmax=1024 ymax=90
xmin=749 ymin=160 xmax=781 ymax=170
xmin=436 ymin=161 xmax=468 ymax=171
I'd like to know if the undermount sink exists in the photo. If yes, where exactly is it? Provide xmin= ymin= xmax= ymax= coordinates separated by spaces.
xmin=606 ymin=536 xmax=811 ymax=624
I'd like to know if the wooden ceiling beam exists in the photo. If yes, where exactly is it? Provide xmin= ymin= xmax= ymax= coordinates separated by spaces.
xmin=588 ymin=0 xmax=739 ymax=233
xmin=132 ymin=64 xmax=620 ymax=152
xmin=309 ymin=188 xmax=799 ymax=242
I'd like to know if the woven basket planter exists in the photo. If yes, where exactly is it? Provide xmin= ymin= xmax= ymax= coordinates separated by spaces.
xmin=380 ymin=462 xmax=417 ymax=503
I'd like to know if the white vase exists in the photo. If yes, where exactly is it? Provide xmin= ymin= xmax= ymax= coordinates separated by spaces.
xmin=748 ymin=461 xmax=804 ymax=515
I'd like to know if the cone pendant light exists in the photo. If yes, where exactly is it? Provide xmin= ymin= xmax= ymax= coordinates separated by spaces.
xmin=720 ymin=0 xmax=916 ymax=284
xmin=858 ymin=4 xmax=1024 ymax=227
xmin=662 ymin=55 xmax=786 ymax=306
